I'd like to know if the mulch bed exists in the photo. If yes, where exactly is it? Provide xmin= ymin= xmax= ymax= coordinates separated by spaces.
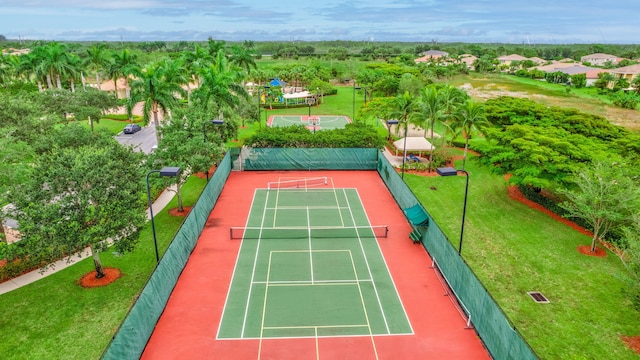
xmin=168 ymin=206 xmax=192 ymax=217
xmin=78 ymin=267 xmax=121 ymax=288
xmin=622 ymin=336 xmax=640 ymax=355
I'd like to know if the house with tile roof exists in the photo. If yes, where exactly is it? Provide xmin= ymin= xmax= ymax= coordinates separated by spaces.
xmin=580 ymin=53 xmax=618 ymax=66
xmin=497 ymin=54 xmax=529 ymax=65
xmin=610 ymin=64 xmax=640 ymax=84
xmin=414 ymin=50 xmax=449 ymax=63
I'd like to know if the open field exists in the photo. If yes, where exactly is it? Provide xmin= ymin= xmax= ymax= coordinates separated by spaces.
xmin=449 ymin=73 xmax=640 ymax=131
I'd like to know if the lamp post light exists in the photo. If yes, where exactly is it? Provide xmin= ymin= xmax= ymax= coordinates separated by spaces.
xmin=386 ymin=119 xmax=398 ymax=141
xmin=146 ymin=167 xmax=181 ymax=263
xmin=436 ymin=167 xmax=470 ymax=255
xmin=202 ymin=119 xmax=224 ymax=181
xmin=353 ymin=82 xmax=361 ymax=122
xmin=401 ymin=122 xmax=408 ymax=179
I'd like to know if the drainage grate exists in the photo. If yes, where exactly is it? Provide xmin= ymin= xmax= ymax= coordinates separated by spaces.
xmin=527 ymin=291 xmax=550 ymax=303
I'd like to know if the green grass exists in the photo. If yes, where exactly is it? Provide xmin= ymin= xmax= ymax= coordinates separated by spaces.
xmin=0 ymin=176 xmax=206 ymax=360
xmin=404 ymin=155 xmax=640 ymax=359
xmin=67 ymin=117 xmax=144 ymax=135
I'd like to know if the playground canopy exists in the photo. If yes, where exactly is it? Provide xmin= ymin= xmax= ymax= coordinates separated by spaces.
xmin=269 ymin=78 xmax=286 ymax=87
xmin=393 ymin=137 xmax=435 ymax=156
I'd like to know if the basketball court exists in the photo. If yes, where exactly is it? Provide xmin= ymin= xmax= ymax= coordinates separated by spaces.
xmin=142 ymin=171 xmax=490 ymax=359
xmin=267 ymin=115 xmax=352 ymax=131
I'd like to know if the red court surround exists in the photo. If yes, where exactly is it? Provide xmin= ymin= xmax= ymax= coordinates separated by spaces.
xmin=142 ymin=171 xmax=490 ymax=359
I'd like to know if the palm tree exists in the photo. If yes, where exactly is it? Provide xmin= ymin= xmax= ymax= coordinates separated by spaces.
xmin=192 ymin=50 xmax=248 ymax=115
xmin=389 ymin=91 xmax=421 ymax=178
xmin=419 ymin=85 xmax=444 ymax=167
xmin=181 ymin=43 xmax=211 ymax=88
xmin=129 ymin=61 xmax=187 ymax=143
xmin=228 ymin=44 xmax=257 ymax=75
xmin=455 ymin=100 xmax=487 ymax=170
xmin=110 ymin=49 xmax=139 ymax=98
xmin=84 ymin=44 xmax=110 ymax=90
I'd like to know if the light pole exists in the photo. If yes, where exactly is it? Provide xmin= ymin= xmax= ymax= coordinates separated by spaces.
xmin=146 ymin=167 xmax=181 ymax=263
xmin=202 ymin=119 xmax=224 ymax=181
xmin=386 ymin=119 xmax=398 ymax=141
xmin=436 ymin=167 xmax=470 ymax=255
xmin=353 ymin=82 xmax=361 ymax=122
xmin=401 ymin=122 xmax=408 ymax=179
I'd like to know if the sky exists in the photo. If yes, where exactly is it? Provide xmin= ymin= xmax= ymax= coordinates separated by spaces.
xmin=1 ymin=0 xmax=639 ymax=44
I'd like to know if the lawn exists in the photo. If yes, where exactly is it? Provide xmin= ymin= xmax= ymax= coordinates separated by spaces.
xmin=404 ymin=154 xmax=640 ymax=359
xmin=0 ymin=176 xmax=206 ymax=360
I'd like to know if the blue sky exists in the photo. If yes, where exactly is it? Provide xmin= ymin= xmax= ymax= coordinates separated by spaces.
xmin=1 ymin=0 xmax=638 ymax=43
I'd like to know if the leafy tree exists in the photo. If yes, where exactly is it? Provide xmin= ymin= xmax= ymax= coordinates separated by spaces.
xmin=149 ymin=115 xmax=223 ymax=212
xmin=632 ymin=76 xmax=640 ymax=94
xmin=559 ymin=161 xmax=640 ymax=253
xmin=8 ymin=141 xmax=146 ymax=278
xmin=570 ymin=73 xmax=587 ymax=88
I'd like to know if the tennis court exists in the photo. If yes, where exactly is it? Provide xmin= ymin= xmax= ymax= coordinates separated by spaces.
xmin=267 ymin=115 xmax=351 ymax=131
xmin=142 ymin=171 xmax=490 ymax=359
xmin=218 ymin=179 xmax=411 ymax=344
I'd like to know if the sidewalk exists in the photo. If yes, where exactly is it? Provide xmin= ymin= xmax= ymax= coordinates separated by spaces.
xmin=0 ymin=185 xmax=177 ymax=295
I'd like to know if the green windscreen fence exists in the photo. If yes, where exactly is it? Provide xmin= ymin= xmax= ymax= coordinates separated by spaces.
xmin=101 ymin=152 xmax=232 ymax=360
xmin=376 ymin=152 xmax=538 ymax=360
xmin=234 ymin=147 xmax=378 ymax=170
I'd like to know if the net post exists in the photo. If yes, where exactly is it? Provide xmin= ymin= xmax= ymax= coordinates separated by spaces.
xmin=384 ymin=225 xmax=389 ymax=238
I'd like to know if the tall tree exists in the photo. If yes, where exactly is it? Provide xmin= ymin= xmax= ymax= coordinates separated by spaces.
xmin=109 ymin=48 xmax=139 ymax=98
xmin=192 ymin=50 xmax=248 ymax=115
xmin=559 ymin=161 xmax=640 ymax=253
xmin=84 ymin=44 xmax=110 ymax=90
xmin=129 ymin=61 xmax=187 ymax=142
xmin=8 ymin=141 xmax=146 ymax=278
xmin=454 ymin=100 xmax=487 ymax=170
xmin=228 ymin=44 xmax=257 ymax=75
xmin=150 ymin=113 xmax=224 ymax=212
xmin=389 ymin=91 xmax=421 ymax=177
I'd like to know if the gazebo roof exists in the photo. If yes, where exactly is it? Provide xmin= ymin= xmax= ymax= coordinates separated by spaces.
xmin=393 ymin=137 xmax=435 ymax=152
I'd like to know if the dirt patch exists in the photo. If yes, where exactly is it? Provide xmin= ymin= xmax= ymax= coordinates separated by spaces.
xmin=168 ymin=206 xmax=192 ymax=217
xmin=79 ymin=267 xmax=121 ymax=288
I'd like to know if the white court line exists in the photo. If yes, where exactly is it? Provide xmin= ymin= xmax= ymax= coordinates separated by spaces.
xmin=257 ymin=251 xmax=275 ymax=359
xmin=239 ymin=190 xmax=271 ymax=338
xmin=343 ymin=188 xmax=391 ymax=334
xmin=348 ymin=249 xmax=379 ymax=360
xmin=307 ymin=206 xmax=314 ymax=284
xmin=352 ymin=188 xmax=415 ymax=335
xmin=216 ymin=188 xmax=260 ymax=340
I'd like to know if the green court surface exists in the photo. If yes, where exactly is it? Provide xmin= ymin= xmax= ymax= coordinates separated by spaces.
xmin=217 ymin=184 xmax=412 ymax=340
xmin=268 ymin=115 xmax=351 ymax=130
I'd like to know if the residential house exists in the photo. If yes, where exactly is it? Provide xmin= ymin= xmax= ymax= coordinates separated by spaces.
xmin=528 ymin=57 xmax=547 ymax=65
xmin=585 ymin=69 xmax=611 ymax=87
xmin=459 ymin=54 xmax=478 ymax=69
xmin=414 ymin=50 xmax=449 ymax=63
xmin=610 ymin=64 xmax=640 ymax=85
xmin=496 ymin=54 xmax=529 ymax=65
xmin=580 ymin=53 xmax=618 ymax=66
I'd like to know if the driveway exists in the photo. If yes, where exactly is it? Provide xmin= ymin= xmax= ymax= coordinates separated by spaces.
xmin=114 ymin=124 xmax=157 ymax=154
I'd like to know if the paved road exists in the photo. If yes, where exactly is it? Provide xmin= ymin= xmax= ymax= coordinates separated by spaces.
xmin=114 ymin=124 xmax=158 ymax=154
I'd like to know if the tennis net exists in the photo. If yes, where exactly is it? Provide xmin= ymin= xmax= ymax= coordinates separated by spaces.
xmin=230 ymin=225 xmax=388 ymax=239
xmin=267 ymin=177 xmax=328 ymax=190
